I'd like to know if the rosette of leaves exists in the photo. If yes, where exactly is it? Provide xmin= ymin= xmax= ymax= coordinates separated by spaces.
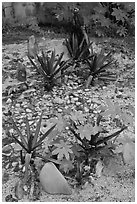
xmin=69 ymin=115 xmax=127 ymax=156
xmin=8 ymin=111 xmax=56 ymax=185
xmin=85 ymin=49 xmax=116 ymax=87
xmin=28 ymin=50 xmax=70 ymax=91
xmin=64 ymin=33 xmax=93 ymax=62
xmin=67 ymin=111 xmax=127 ymax=182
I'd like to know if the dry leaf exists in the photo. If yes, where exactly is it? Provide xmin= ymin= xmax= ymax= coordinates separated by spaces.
xmin=95 ymin=160 xmax=104 ymax=177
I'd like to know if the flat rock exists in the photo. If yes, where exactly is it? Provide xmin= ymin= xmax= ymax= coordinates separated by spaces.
xmin=57 ymin=108 xmax=63 ymax=113
xmin=39 ymin=162 xmax=72 ymax=195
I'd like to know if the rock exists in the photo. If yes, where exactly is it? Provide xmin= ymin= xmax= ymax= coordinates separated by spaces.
xmin=87 ymin=99 xmax=92 ymax=103
xmin=16 ymin=63 xmax=27 ymax=82
xmin=54 ymin=97 xmax=64 ymax=104
xmin=2 ymin=145 xmax=12 ymax=156
xmin=43 ymin=94 xmax=51 ymax=99
xmin=29 ymin=121 xmax=34 ymax=125
xmin=122 ymin=142 xmax=135 ymax=166
xmin=27 ymin=35 xmax=39 ymax=59
xmin=26 ymin=108 xmax=32 ymax=113
xmin=12 ymin=162 xmax=18 ymax=167
xmin=57 ymin=108 xmax=62 ymax=113
xmin=15 ymin=180 xmax=24 ymax=200
xmin=39 ymin=162 xmax=72 ymax=195
xmin=84 ymin=107 xmax=89 ymax=113
xmin=15 ymin=103 xmax=20 ymax=108
xmin=71 ymin=97 xmax=79 ymax=103
xmin=6 ymin=98 xmax=12 ymax=104
xmin=21 ymin=123 xmax=26 ymax=127
xmin=66 ymin=99 xmax=71 ymax=104
xmin=75 ymin=102 xmax=81 ymax=106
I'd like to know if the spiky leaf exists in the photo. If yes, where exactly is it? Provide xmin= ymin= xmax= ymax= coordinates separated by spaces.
xmin=24 ymin=114 xmax=31 ymax=141
xmin=32 ymin=111 xmax=43 ymax=149
xmin=53 ymin=52 xmax=64 ymax=71
xmin=10 ymin=117 xmax=28 ymax=150
xmin=9 ymin=132 xmax=28 ymax=152
xmin=33 ymin=124 xmax=56 ymax=150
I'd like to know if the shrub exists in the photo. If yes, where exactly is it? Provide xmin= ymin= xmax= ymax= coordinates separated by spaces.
xmin=85 ymin=49 xmax=116 ymax=87
xmin=8 ymin=111 xmax=56 ymax=185
xmin=65 ymin=33 xmax=93 ymax=62
xmin=28 ymin=50 xmax=70 ymax=91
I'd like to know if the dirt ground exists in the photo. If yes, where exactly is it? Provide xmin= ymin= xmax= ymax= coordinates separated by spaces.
xmin=2 ymin=30 xmax=135 ymax=202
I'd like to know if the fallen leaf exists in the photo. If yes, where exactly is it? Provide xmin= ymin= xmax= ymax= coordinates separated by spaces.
xmin=95 ymin=160 xmax=104 ymax=177
xmin=122 ymin=142 xmax=135 ymax=165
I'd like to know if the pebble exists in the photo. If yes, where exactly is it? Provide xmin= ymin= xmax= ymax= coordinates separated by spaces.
xmin=65 ymin=126 xmax=69 ymax=130
xmin=6 ymin=98 xmax=12 ymax=104
xmin=29 ymin=121 xmax=34 ymax=125
xmin=58 ymin=108 xmax=62 ymax=113
xmin=77 ymin=90 xmax=82 ymax=93
xmin=16 ymin=103 xmax=20 ymax=108
xmin=2 ymin=147 xmax=12 ymax=157
xmin=75 ymin=102 xmax=81 ymax=106
xmin=46 ymin=102 xmax=52 ymax=107
xmin=42 ymin=115 xmax=49 ymax=119
xmin=19 ymin=164 xmax=22 ymax=169
xmin=66 ymin=100 xmax=71 ymax=104
xmin=11 ymin=143 xmax=22 ymax=151
xmin=54 ymin=97 xmax=64 ymax=104
xmin=22 ymin=102 xmax=28 ymax=106
xmin=84 ymin=107 xmax=89 ymax=113
xmin=2 ymin=145 xmax=12 ymax=152
xmin=65 ymin=95 xmax=69 ymax=100
xmin=71 ymin=97 xmax=79 ymax=102
xmin=18 ymin=119 xmax=23 ymax=123
xmin=35 ymin=107 xmax=42 ymax=112
xmin=87 ymin=99 xmax=92 ymax=103
xmin=26 ymin=108 xmax=32 ymax=113
xmin=89 ymin=104 xmax=93 ymax=109
xmin=43 ymin=94 xmax=50 ymax=99
xmin=5 ymin=163 xmax=10 ymax=169
xmin=85 ymin=89 xmax=90 ymax=92
xmin=12 ymin=162 xmax=18 ymax=167
xmin=21 ymin=123 xmax=26 ymax=127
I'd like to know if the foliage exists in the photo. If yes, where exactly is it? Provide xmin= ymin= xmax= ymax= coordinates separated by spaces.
xmin=48 ymin=97 xmax=134 ymax=182
xmin=7 ymin=111 xmax=56 ymax=185
xmin=65 ymin=33 xmax=93 ymax=61
xmin=2 ymin=2 xmax=135 ymax=37
xmin=9 ymin=111 xmax=56 ymax=154
xmin=28 ymin=50 xmax=70 ymax=91
xmin=91 ymin=2 xmax=135 ymax=37
xmin=69 ymin=115 xmax=127 ymax=155
xmin=5 ymin=95 xmax=134 ymax=188
xmin=85 ymin=49 xmax=116 ymax=87
xmin=98 ymin=98 xmax=134 ymax=127
xmin=52 ymin=140 xmax=73 ymax=160
xmin=35 ymin=2 xmax=134 ymax=37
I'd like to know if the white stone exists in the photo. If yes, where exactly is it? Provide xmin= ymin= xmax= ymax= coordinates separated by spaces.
xmin=16 ymin=103 xmax=20 ymax=108
xmin=58 ymin=108 xmax=62 ymax=113
xmin=84 ymin=107 xmax=89 ymax=112
xmin=26 ymin=108 xmax=32 ymax=113
xmin=6 ymin=98 xmax=12 ymax=104
xmin=76 ymin=102 xmax=81 ymax=106
xmin=39 ymin=162 xmax=71 ymax=195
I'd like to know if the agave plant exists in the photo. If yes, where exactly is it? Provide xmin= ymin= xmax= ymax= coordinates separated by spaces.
xmin=8 ymin=111 xmax=56 ymax=184
xmin=68 ymin=116 xmax=127 ymax=182
xmin=85 ymin=49 xmax=116 ymax=87
xmin=65 ymin=33 xmax=93 ymax=62
xmin=69 ymin=116 xmax=127 ymax=155
xmin=28 ymin=50 xmax=70 ymax=91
